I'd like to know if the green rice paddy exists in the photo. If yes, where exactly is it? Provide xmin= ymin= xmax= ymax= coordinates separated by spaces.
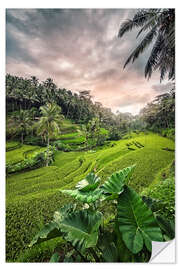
xmin=6 ymin=132 xmax=175 ymax=261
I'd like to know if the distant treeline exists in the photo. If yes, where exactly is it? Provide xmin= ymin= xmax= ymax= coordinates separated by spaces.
xmin=6 ymin=74 xmax=116 ymax=125
xmin=140 ymin=86 xmax=175 ymax=131
xmin=6 ymin=74 xmax=175 ymax=135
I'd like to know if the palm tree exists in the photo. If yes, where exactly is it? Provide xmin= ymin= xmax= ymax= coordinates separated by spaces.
xmin=6 ymin=75 xmax=17 ymax=112
xmin=36 ymin=103 xmax=64 ymax=166
xmin=11 ymin=110 xmax=31 ymax=144
xmin=118 ymin=9 xmax=175 ymax=81
xmin=43 ymin=78 xmax=57 ymax=103
xmin=31 ymin=76 xmax=39 ymax=88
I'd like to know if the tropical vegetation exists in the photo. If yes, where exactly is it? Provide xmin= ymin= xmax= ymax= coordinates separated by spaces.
xmin=6 ymin=8 xmax=175 ymax=263
xmin=29 ymin=166 xmax=174 ymax=262
xmin=118 ymin=9 xmax=175 ymax=81
xmin=6 ymin=67 xmax=175 ymax=263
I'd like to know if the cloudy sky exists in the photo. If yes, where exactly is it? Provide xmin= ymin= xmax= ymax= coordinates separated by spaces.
xmin=6 ymin=9 xmax=172 ymax=115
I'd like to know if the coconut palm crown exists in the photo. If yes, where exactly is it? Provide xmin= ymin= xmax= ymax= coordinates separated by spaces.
xmin=36 ymin=103 xmax=64 ymax=146
xmin=118 ymin=9 xmax=175 ymax=81
xmin=11 ymin=110 xmax=32 ymax=144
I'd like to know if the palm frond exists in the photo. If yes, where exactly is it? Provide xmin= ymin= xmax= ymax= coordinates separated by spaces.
xmin=118 ymin=20 xmax=138 ymax=38
xmin=124 ymin=26 xmax=157 ymax=68
xmin=160 ymin=66 xmax=167 ymax=82
xmin=168 ymin=65 xmax=175 ymax=81
xmin=136 ymin=15 xmax=158 ymax=38
xmin=133 ymin=9 xmax=161 ymax=25
xmin=145 ymin=33 xmax=164 ymax=79
xmin=119 ymin=9 xmax=161 ymax=38
xmin=167 ymin=31 xmax=175 ymax=49
xmin=118 ymin=8 xmax=175 ymax=81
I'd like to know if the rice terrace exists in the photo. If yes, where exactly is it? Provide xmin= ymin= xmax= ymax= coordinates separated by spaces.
xmin=6 ymin=8 xmax=175 ymax=263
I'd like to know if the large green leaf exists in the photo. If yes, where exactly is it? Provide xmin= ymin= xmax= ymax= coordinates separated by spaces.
xmin=156 ymin=215 xmax=175 ymax=240
xmin=76 ymin=172 xmax=100 ymax=192
xmin=97 ymin=231 xmax=118 ymax=262
xmin=117 ymin=186 xmax=163 ymax=254
xmin=102 ymin=242 xmax=118 ymax=262
xmin=59 ymin=210 xmax=102 ymax=251
xmin=114 ymin=220 xmax=134 ymax=262
xmin=49 ymin=252 xmax=60 ymax=262
xmin=63 ymin=250 xmax=75 ymax=262
xmin=29 ymin=221 xmax=62 ymax=247
xmin=100 ymin=165 xmax=135 ymax=195
xmin=30 ymin=204 xmax=75 ymax=247
xmin=53 ymin=204 xmax=76 ymax=224
xmin=60 ymin=188 xmax=103 ymax=203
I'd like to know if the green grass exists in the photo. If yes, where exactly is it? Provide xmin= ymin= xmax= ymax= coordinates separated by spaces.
xmin=6 ymin=132 xmax=175 ymax=261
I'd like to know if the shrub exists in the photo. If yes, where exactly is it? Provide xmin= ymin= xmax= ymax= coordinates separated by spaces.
xmin=24 ymin=136 xmax=46 ymax=146
xmin=142 ymin=177 xmax=175 ymax=220
xmin=96 ymin=133 xmax=107 ymax=146
xmin=133 ymin=130 xmax=140 ymax=134
xmin=161 ymin=128 xmax=175 ymax=141
xmin=53 ymin=141 xmax=72 ymax=152
xmin=6 ymin=125 xmax=21 ymax=140
xmin=108 ymin=127 xmax=122 ymax=140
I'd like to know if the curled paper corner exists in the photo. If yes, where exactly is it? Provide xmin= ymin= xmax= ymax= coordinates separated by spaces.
xmin=150 ymin=239 xmax=175 ymax=263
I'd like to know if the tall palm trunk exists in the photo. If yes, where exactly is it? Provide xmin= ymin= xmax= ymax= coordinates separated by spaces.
xmin=21 ymin=132 xmax=24 ymax=145
xmin=66 ymin=104 xmax=70 ymax=118
xmin=78 ymin=105 xmax=83 ymax=122
xmin=46 ymin=135 xmax=50 ymax=167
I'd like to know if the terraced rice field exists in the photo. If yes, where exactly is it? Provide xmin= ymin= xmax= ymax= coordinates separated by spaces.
xmin=6 ymin=132 xmax=175 ymax=261
xmin=6 ymin=144 xmax=45 ymax=164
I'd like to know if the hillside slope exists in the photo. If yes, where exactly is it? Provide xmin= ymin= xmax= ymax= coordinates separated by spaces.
xmin=6 ymin=132 xmax=174 ymax=261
